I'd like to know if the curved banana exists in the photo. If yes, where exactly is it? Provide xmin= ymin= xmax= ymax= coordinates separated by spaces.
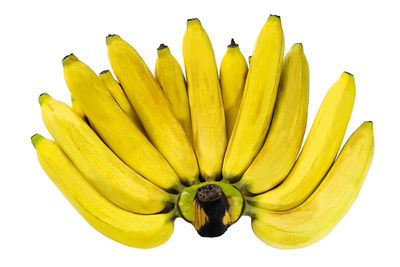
xmin=249 ymin=72 xmax=355 ymax=211
xmin=155 ymin=44 xmax=193 ymax=143
xmin=32 ymin=135 xmax=175 ymax=249
xmin=62 ymin=54 xmax=182 ymax=192
xmin=183 ymin=18 xmax=227 ymax=180
xmin=98 ymin=70 xmax=144 ymax=133
xmin=223 ymin=15 xmax=284 ymax=182
xmin=220 ymin=39 xmax=248 ymax=140
xmin=107 ymin=35 xmax=199 ymax=186
xmin=248 ymin=121 xmax=374 ymax=249
xmin=39 ymin=94 xmax=176 ymax=214
xmin=237 ymin=43 xmax=309 ymax=194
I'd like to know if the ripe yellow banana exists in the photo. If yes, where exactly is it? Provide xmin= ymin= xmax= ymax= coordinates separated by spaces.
xmin=249 ymin=72 xmax=355 ymax=211
xmin=98 ymin=70 xmax=144 ymax=133
xmin=107 ymin=35 xmax=199 ymax=186
xmin=220 ymin=39 xmax=248 ymax=140
xmin=39 ymin=93 xmax=176 ymax=214
xmin=223 ymin=15 xmax=284 ymax=182
xmin=237 ymin=43 xmax=309 ymax=194
xmin=155 ymin=44 xmax=193 ymax=143
xmin=248 ymin=121 xmax=374 ymax=249
xmin=183 ymin=18 xmax=227 ymax=180
xmin=62 ymin=54 xmax=182 ymax=192
xmin=70 ymin=95 xmax=86 ymax=119
xmin=32 ymin=135 xmax=175 ymax=249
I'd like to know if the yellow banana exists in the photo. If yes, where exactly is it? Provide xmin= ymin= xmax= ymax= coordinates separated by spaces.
xmin=223 ymin=15 xmax=284 ymax=182
xmin=220 ymin=39 xmax=248 ymax=140
xmin=237 ymin=43 xmax=309 ymax=194
xmin=99 ymin=70 xmax=144 ymax=133
xmin=155 ymin=44 xmax=193 ymax=143
xmin=39 ymin=94 xmax=176 ymax=214
xmin=249 ymin=72 xmax=355 ymax=211
xmin=107 ymin=35 xmax=199 ymax=186
xmin=32 ymin=135 xmax=175 ymax=249
xmin=62 ymin=54 xmax=182 ymax=192
xmin=248 ymin=121 xmax=374 ymax=249
xmin=183 ymin=18 xmax=227 ymax=180
xmin=70 ymin=95 xmax=86 ymax=119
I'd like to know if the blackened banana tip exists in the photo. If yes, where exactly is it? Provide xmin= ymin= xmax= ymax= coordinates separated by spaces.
xmin=344 ymin=71 xmax=354 ymax=76
xmin=228 ymin=38 xmax=238 ymax=48
xmin=100 ymin=70 xmax=110 ymax=75
xmin=158 ymin=43 xmax=168 ymax=50
xmin=62 ymin=53 xmax=74 ymax=62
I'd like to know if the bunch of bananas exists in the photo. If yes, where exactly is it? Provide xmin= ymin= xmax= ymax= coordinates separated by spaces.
xmin=32 ymin=15 xmax=374 ymax=249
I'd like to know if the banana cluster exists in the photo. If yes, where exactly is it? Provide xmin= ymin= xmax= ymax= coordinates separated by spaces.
xmin=32 ymin=15 xmax=374 ymax=249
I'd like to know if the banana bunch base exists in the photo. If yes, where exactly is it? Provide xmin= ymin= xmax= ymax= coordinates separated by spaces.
xmin=32 ymin=15 xmax=374 ymax=249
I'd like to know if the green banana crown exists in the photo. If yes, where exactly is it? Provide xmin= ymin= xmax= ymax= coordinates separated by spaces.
xmin=32 ymin=15 xmax=373 ymax=249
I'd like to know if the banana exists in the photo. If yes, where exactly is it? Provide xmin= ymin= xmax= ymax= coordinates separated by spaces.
xmin=222 ymin=15 xmax=284 ymax=182
xmin=62 ymin=54 xmax=182 ymax=192
xmin=220 ymin=39 xmax=248 ymax=140
xmin=183 ymin=18 xmax=227 ymax=180
xmin=99 ymin=70 xmax=144 ymax=133
xmin=39 ymin=93 xmax=176 ymax=214
xmin=248 ymin=121 xmax=374 ymax=249
xmin=249 ymin=72 xmax=355 ymax=211
xmin=70 ymin=95 xmax=86 ymax=120
xmin=155 ymin=44 xmax=193 ymax=143
xmin=32 ymin=135 xmax=175 ymax=249
xmin=237 ymin=43 xmax=309 ymax=194
xmin=107 ymin=35 xmax=199 ymax=186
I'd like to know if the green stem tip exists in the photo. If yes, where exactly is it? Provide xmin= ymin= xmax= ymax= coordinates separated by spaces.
xmin=106 ymin=34 xmax=121 ymax=46
xmin=31 ymin=134 xmax=44 ymax=148
xmin=38 ymin=93 xmax=50 ymax=106
xmin=62 ymin=53 xmax=78 ymax=67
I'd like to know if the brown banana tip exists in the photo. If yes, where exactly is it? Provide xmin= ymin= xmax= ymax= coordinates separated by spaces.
xmin=344 ymin=71 xmax=354 ymax=76
xmin=100 ymin=70 xmax=110 ymax=75
xmin=157 ymin=43 xmax=168 ymax=50
xmin=106 ymin=34 xmax=120 ymax=45
xmin=270 ymin=14 xmax=281 ymax=18
xmin=187 ymin=18 xmax=199 ymax=22
xmin=228 ymin=38 xmax=238 ymax=48
xmin=62 ymin=53 xmax=74 ymax=61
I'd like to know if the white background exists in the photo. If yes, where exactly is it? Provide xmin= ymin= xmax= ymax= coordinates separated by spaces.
xmin=1 ymin=0 xmax=399 ymax=266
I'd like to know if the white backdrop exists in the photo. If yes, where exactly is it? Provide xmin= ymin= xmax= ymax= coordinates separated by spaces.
xmin=1 ymin=0 xmax=399 ymax=266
